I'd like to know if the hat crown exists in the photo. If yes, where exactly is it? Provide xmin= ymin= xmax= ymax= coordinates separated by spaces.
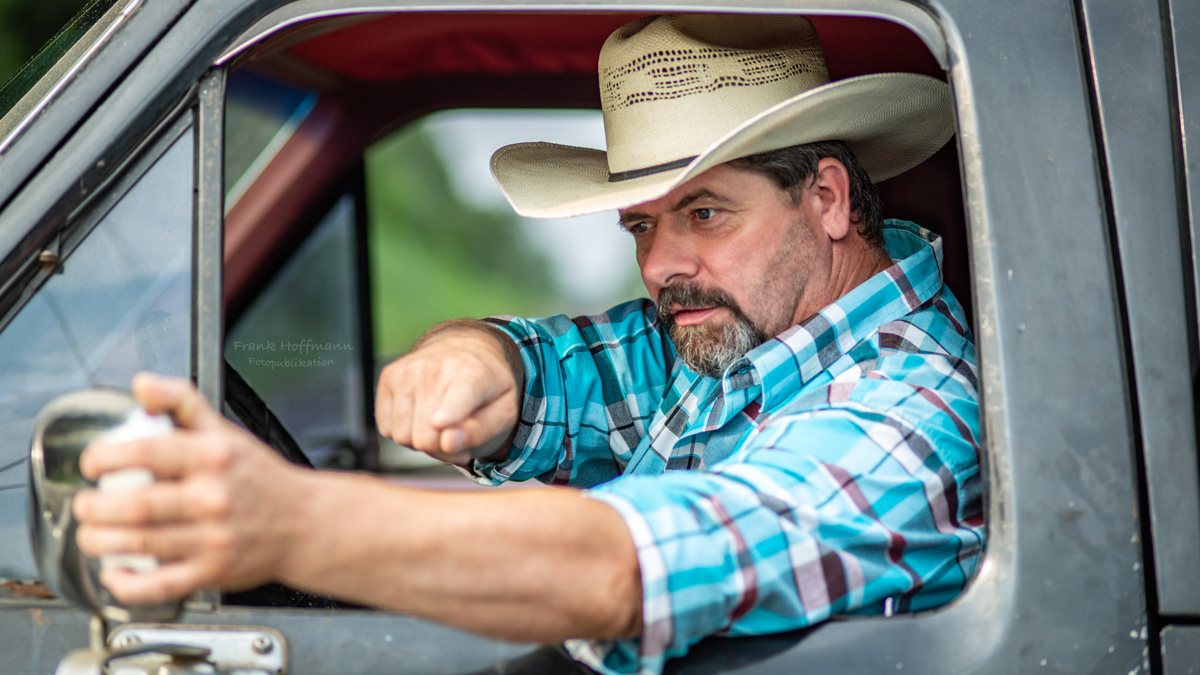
xmin=599 ymin=15 xmax=829 ymax=174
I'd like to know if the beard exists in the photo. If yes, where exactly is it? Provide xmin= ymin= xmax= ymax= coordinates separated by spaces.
xmin=657 ymin=283 xmax=769 ymax=379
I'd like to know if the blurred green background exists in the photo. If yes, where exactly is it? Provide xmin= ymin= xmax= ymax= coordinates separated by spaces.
xmin=366 ymin=122 xmax=564 ymax=357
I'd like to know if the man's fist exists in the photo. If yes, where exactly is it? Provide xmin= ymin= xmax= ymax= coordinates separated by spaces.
xmin=375 ymin=321 xmax=523 ymax=466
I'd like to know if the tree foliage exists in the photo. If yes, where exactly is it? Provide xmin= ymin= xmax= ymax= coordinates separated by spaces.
xmin=366 ymin=121 xmax=564 ymax=357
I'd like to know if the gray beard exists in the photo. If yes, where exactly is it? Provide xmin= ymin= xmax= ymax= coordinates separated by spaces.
xmin=657 ymin=284 xmax=768 ymax=379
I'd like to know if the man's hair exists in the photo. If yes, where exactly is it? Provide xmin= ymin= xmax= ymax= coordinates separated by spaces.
xmin=728 ymin=141 xmax=884 ymax=248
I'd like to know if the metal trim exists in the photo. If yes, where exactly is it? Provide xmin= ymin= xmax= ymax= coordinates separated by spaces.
xmin=0 ymin=0 xmax=145 ymax=157
xmin=192 ymin=68 xmax=227 ymax=613
xmin=1079 ymin=0 xmax=1200 ymax=620
xmin=215 ymin=0 xmax=948 ymax=70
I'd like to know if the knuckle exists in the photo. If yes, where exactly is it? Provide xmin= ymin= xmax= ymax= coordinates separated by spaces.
xmin=132 ymin=528 xmax=154 ymax=554
xmin=130 ymin=497 xmax=154 ymax=525
xmin=205 ymin=441 xmax=236 ymax=472
xmin=207 ymin=528 xmax=237 ymax=555
xmin=210 ymin=485 xmax=233 ymax=519
xmin=195 ymin=482 xmax=232 ymax=519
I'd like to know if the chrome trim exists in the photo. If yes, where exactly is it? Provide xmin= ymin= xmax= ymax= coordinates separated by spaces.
xmin=216 ymin=0 xmax=947 ymax=70
xmin=0 ymin=0 xmax=145 ymax=157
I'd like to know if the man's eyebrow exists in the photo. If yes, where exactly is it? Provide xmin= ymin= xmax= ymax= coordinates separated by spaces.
xmin=672 ymin=189 xmax=731 ymax=212
xmin=618 ymin=189 xmax=733 ymax=228
xmin=617 ymin=211 xmax=651 ymax=228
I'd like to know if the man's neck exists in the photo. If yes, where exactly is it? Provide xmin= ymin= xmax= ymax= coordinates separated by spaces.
xmin=793 ymin=238 xmax=891 ymax=326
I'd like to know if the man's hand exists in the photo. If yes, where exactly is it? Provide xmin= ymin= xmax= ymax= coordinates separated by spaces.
xmin=375 ymin=321 xmax=523 ymax=466
xmin=72 ymin=373 xmax=310 ymax=606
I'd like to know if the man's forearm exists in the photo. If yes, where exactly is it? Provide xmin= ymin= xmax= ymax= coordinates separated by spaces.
xmin=277 ymin=469 xmax=643 ymax=642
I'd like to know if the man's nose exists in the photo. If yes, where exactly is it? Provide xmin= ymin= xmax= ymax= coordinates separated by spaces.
xmin=639 ymin=223 xmax=700 ymax=292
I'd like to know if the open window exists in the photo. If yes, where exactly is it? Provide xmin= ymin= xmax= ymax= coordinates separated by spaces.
xmin=218 ymin=11 xmax=971 ymax=475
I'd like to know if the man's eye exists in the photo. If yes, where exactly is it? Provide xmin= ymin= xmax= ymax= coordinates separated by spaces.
xmin=625 ymin=222 xmax=651 ymax=235
xmin=694 ymin=208 xmax=716 ymax=220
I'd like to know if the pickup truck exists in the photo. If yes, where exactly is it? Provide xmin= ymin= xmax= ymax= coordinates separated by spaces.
xmin=0 ymin=0 xmax=1197 ymax=673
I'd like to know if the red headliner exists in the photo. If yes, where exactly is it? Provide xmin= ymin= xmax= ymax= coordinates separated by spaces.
xmin=285 ymin=13 xmax=944 ymax=84
xmin=230 ymin=12 xmax=964 ymax=318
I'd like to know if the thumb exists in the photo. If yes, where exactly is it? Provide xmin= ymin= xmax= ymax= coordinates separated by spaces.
xmin=130 ymin=372 xmax=222 ymax=431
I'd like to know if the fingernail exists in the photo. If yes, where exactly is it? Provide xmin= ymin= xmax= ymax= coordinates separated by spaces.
xmin=135 ymin=371 xmax=185 ymax=394
xmin=443 ymin=429 xmax=466 ymax=453
xmin=72 ymin=491 xmax=91 ymax=519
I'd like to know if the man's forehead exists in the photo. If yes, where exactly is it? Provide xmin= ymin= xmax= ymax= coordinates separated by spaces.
xmin=618 ymin=163 xmax=786 ymax=220
xmin=619 ymin=188 xmax=731 ymax=221
xmin=618 ymin=165 xmax=746 ymax=217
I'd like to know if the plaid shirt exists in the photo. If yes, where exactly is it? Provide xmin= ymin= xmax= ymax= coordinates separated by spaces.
xmin=481 ymin=220 xmax=983 ymax=675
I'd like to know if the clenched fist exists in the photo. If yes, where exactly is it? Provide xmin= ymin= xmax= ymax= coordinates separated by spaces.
xmin=375 ymin=320 xmax=523 ymax=466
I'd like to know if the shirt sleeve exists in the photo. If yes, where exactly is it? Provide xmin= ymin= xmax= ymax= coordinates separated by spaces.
xmin=472 ymin=299 xmax=676 ymax=486
xmin=572 ymin=403 xmax=984 ymax=675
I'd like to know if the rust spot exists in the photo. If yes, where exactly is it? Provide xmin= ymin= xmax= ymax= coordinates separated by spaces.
xmin=1 ymin=581 xmax=56 ymax=600
xmin=30 ymin=608 xmax=47 ymax=627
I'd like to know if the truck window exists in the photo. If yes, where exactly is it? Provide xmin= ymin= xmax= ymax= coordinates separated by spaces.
xmin=0 ymin=126 xmax=193 ymax=581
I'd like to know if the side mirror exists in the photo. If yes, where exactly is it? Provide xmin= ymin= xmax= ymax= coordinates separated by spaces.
xmin=28 ymin=389 xmax=182 ymax=623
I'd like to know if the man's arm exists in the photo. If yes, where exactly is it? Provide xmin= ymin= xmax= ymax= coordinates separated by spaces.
xmin=474 ymin=300 xmax=674 ymax=486
xmin=72 ymin=374 xmax=642 ymax=642
xmin=375 ymin=319 xmax=525 ymax=466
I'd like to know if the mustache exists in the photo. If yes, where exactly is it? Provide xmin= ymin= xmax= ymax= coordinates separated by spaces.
xmin=655 ymin=284 xmax=742 ymax=325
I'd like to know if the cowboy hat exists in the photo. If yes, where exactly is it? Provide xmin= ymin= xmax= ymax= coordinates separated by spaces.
xmin=490 ymin=14 xmax=954 ymax=219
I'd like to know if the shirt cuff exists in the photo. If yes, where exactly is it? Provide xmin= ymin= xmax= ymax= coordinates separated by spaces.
xmin=567 ymin=489 xmax=675 ymax=675
xmin=470 ymin=317 xmax=558 ymax=485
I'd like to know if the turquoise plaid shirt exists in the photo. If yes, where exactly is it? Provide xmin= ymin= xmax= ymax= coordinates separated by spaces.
xmin=480 ymin=220 xmax=983 ymax=674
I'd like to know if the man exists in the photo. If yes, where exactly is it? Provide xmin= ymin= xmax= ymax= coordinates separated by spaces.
xmin=73 ymin=14 xmax=982 ymax=675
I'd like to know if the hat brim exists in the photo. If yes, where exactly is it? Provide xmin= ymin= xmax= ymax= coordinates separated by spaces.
xmin=490 ymin=72 xmax=955 ymax=219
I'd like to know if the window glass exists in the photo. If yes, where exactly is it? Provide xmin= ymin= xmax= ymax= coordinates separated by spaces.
xmin=224 ymin=69 xmax=316 ymax=206
xmin=0 ymin=130 xmax=193 ymax=580
xmin=225 ymin=195 xmax=364 ymax=467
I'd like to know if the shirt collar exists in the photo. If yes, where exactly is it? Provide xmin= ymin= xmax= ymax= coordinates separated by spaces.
xmin=724 ymin=219 xmax=946 ymax=409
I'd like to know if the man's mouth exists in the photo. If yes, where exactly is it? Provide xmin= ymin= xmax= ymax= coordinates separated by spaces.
xmin=671 ymin=306 xmax=720 ymax=326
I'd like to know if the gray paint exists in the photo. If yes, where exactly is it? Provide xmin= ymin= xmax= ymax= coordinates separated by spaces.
xmin=0 ymin=0 xmax=1197 ymax=672
xmin=1080 ymin=0 xmax=1200 ymax=616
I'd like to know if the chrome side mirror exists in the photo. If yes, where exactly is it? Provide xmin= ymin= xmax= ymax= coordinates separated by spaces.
xmin=29 ymin=389 xmax=182 ymax=623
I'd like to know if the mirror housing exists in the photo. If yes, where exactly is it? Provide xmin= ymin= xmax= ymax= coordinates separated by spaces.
xmin=28 ymin=389 xmax=182 ymax=623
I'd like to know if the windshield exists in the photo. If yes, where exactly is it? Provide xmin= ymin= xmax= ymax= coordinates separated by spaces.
xmin=0 ymin=0 xmax=122 ymax=148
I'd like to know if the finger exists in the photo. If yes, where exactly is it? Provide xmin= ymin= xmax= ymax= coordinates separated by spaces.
xmin=388 ymin=387 xmax=416 ymax=448
xmin=448 ymin=390 xmax=519 ymax=451
xmin=74 ymin=478 xmax=230 ymax=526
xmin=409 ymin=381 xmax=443 ymax=453
xmin=98 ymin=560 xmax=208 ymax=606
xmin=79 ymin=433 xmax=231 ymax=481
xmin=429 ymin=377 xmax=503 ymax=429
xmin=375 ymin=378 xmax=394 ymax=439
xmin=438 ymin=428 xmax=468 ymax=455
xmin=131 ymin=373 xmax=222 ymax=431
xmin=76 ymin=521 xmax=221 ymax=560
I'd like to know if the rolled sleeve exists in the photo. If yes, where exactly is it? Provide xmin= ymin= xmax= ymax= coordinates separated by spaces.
xmin=571 ymin=406 xmax=984 ymax=675
xmin=474 ymin=301 xmax=673 ymax=487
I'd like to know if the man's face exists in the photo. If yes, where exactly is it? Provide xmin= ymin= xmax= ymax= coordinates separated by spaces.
xmin=619 ymin=164 xmax=830 ymax=377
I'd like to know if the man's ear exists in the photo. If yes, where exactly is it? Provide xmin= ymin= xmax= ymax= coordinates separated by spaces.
xmin=809 ymin=157 xmax=853 ymax=241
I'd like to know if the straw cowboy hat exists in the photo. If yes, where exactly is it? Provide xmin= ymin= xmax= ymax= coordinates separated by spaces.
xmin=490 ymin=14 xmax=954 ymax=219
